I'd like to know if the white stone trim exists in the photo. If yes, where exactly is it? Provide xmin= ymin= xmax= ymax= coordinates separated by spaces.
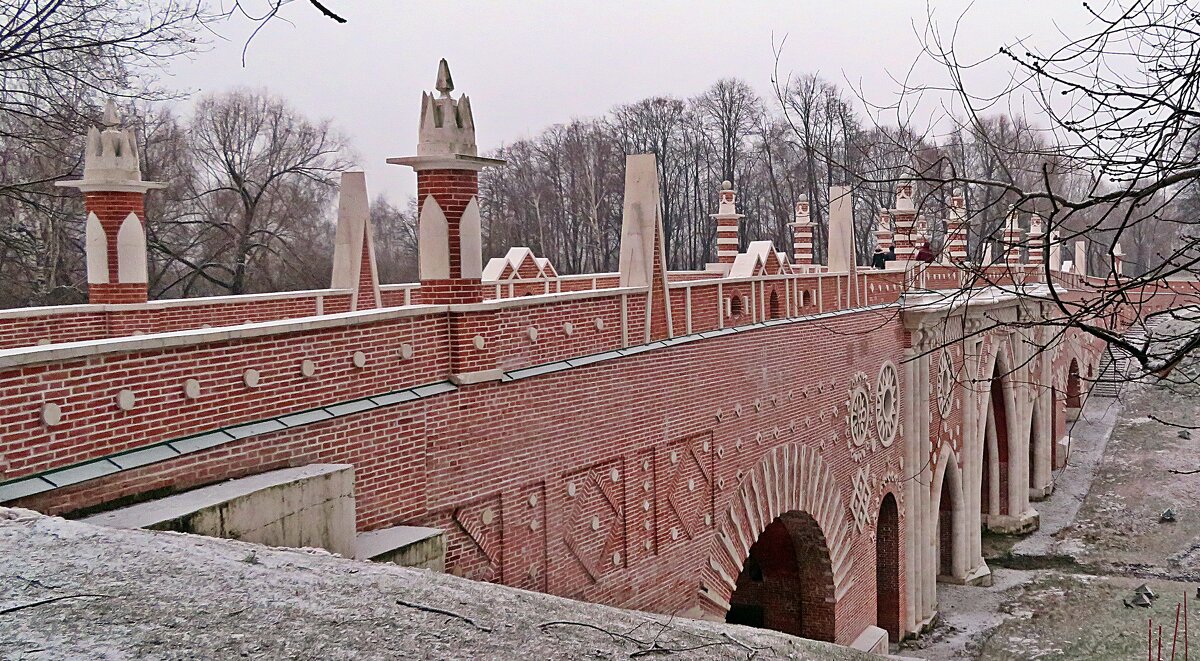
xmin=0 ymin=305 xmax=448 ymax=369
xmin=418 ymin=195 xmax=451 ymax=280
xmin=84 ymin=212 xmax=109 ymax=284
xmin=116 ymin=212 xmax=147 ymax=283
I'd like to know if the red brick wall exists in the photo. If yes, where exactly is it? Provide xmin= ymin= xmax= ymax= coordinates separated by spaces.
xmin=0 ymin=292 xmax=354 ymax=350
xmin=8 ymin=304 xmax=910 ymax=647
xmin=84 ymin=191 xmax=147 ymax=304
xmin=417 ymin=168 xmax=482 ymax=305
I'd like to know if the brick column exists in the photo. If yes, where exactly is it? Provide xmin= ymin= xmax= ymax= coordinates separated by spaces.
xmin=945 ymin=190 xmax=969 ymax=264
xmin=84 ymin=192 xmax=151 ymax=303
xmin=57 ymin=100 xmax=164 ymax=305
xmin=1027 ymin=215 xmax=1045 ymax=267
xmin=791 ymin=194 xmax=815 ymax=267
xmin=712 ymin=181 xmax=742 ymax=265
xmin=417 ymin=168 xmax=485 ymax=304
xmin=389 ymin=60 xmax=504 ymax=306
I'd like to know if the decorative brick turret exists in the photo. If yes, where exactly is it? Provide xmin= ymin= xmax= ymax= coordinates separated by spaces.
xmin=389 ymin=59 xmax=504 ymax=305
xmin=874 ymin=207 xmax=893 ymax=255
xmin=1027 ymin=215 xmax=1045 ymax=267
xmin=57 ymin=100 xmax=165 ymax=304
xmin=1002 ymin=207 xmax=1023 ymax=267
xmin=791 ymin=194 xmax=815 ymax=268
xmin=712 ymin=181 xmax=742 ymax=265
xmin=889 ymin=183 xmax=917 ymax=262
xmin=945 ymin=189 xmax=969 ymax=264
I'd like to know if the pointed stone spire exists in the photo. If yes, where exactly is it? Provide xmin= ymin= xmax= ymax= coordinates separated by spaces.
xmin=102 ymin=98 xmax=121 ymax=128
xmin=388 ymin=61 xmax=505 ymax=308
xmin=406 ymin=59 xmax=479 ymax=157
xmin=435 ymin=58 xmax=454 ymax=97
xmin=330 ymin=170 xmax=380 ymax=310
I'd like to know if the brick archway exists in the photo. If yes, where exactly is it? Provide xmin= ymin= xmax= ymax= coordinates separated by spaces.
xmin=725 ymin=510 xmax=836 ymax=640
xmin=699 ymin=444 xmax=854 ymax=640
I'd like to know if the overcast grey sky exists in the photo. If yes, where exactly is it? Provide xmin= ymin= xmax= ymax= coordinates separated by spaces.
xmin=167 ymin=1 xmax=1094 ymax=203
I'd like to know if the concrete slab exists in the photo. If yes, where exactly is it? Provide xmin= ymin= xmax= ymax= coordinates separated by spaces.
xmin=83 ymin=464 xmax=356 ymax=557
xmin=355 ymin=525 xmax=445 ymax=572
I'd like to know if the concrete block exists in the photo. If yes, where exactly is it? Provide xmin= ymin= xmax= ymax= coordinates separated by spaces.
xmin=849 ymin=624 xmax=888 ymax=654
xmin=355 ymin=525 xmax=445 ymax=572
xmin=83 ymin=464 xmax=356 ymax=557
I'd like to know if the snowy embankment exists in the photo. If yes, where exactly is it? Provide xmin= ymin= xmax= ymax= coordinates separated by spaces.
xmin=0 ymin=508 xmax=865 ymax=660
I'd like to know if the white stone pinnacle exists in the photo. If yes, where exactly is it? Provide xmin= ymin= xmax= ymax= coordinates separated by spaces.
xmin=436 ymin=58 xmax=454 ymax=97
xmin=102 ymin=98 xmax=121 ymax=128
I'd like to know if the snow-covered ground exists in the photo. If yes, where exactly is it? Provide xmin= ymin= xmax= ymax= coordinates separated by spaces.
xmin=0 ymin=508 xmax=865 ymax=660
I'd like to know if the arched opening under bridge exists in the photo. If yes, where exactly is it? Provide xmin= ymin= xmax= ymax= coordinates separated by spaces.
xmin=726 ymin=510 xmax=837 ymax=642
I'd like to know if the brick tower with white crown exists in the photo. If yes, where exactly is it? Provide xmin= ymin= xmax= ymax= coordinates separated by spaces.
xmin=389 ymin=60 xmax=505 ymax=305
xmin=57 ymin=100 xmax=165 ymax=304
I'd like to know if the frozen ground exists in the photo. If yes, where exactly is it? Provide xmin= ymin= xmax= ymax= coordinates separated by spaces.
xmin=0 ymin=507 xmax=866 ymax=661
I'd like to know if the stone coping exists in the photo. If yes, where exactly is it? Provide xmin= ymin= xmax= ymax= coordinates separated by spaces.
xmin=0 ymin=305 xmax=448 ymax=369
xmin=81 ymin=463 xmax=353 ymax=530
xmin=0 ymin=289 xmax=356 ymax=320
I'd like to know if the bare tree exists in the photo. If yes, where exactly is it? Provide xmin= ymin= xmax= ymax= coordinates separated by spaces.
xmin=883 ymin=0 xmax=1200 ymax=376
xmin=154 ymin=89 xmax=350 ymax=296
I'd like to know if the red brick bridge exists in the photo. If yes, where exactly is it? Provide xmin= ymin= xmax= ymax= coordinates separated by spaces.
xmin=2 ymin=62 xmax=1195 ymax=654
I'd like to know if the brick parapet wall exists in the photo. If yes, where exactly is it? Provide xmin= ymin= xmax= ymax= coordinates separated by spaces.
xmin=0 ymin=312 xmax=450 ymax=481
xmin=12 ymin=305 xmax=911 ymax=647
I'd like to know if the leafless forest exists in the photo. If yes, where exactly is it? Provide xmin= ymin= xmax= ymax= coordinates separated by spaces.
xmin=0 ymin=0 xmax=1192 ymax=309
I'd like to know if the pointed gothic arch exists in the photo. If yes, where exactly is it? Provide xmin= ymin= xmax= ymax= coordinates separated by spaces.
xmin=931 ymin=445 xmax=967 ymax=580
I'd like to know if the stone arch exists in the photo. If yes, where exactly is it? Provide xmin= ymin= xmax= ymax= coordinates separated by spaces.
xmin=768 ymin=289 xmax=781 ymax=319
xmin=700 ymin=444 xmax=854 ymax=639
xmin=931 ymin=445 xmax=967 ymax=579
xmin=975 ymin=336 xmax=1024 ymax=522
xmin=725 ymin=510 xmax=836 ymax=640
xmin=1029 ymin=388 xmax=1051 ymax=496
